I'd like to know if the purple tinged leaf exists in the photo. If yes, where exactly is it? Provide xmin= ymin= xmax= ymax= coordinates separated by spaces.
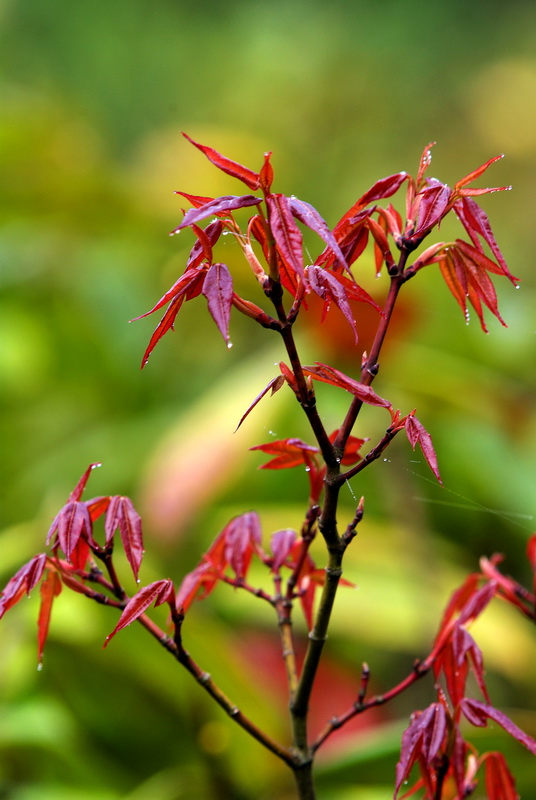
xmin=288 ymin=196 xmax=350 ymax=273
xmin=336 ymin=173 xmax=407 ymax=236
xmin=104 ymin=579 xmax=174 ymax=647
xmin=48 ymin=500 xmax=93 ymax=561
xmin=395 ymin=703 xmax=447 ymax=796
xmin=270 ymin=529 xmax=297 ymax=572
xmin=454 ymin=197 xmax=518 ymax=284
xmin=202 ymin=263 xmax=233 ymax=344
xmin=171 ymin=195 xmax=261 ymax=234
xmin=105 ymin=496 xmax=144 ymax=582
xmin=235 ymin=375 xmax=285 ymax=431
xmin=223 ymin=512 xmax=262 ymax=580
xmin=308 ymin=266 xmax=358 ymax=342
xmin=266 ymin=193 xmax=304 ymax=278
xmin=461 ymin=699 xmax=536 ymax=755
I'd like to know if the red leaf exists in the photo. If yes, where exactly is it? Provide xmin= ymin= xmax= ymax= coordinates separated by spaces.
xmin=174 ymin=190 xmax=214 ymax=208
xmin=175 ymin=562 xmax=219 ymax=613
xmin=329 ymin=429 xmax=368 ymax=466
xmin=454 ymin=154 xmax=505 ymax=190
xmin=105 ymin=496 xmax=144 ymax=582
xmin=134 ymin=268 xmax=206 ymax=322
xmin=0 ymin=553 xmax=47 ymax=619
xmin=303 ymin=362 xmax=391 ymax=408
xmin=171 ymin=194 xmax=262 ymax=234
xmin=266 ymin=193 xmax=304 ymax=278
xmin=186 ymin=219 xmax=223 ymax=271
xmin=251 ymin=438 xmax=319 ymax=470
xmin=37 ymin=570 xmax=62 ymax=666
xmin=413 ymin=182 xmax=451 ymax=237
xmin=461 ymin=699 xmax=536 ymax=755
xmin=404 ymin=415 xmax=442 ymax=484
xmin=395 ymin=704 xmax=448 ymax=796
xmin=181 ymin=132 xmax=260 ymax=190
xmin=235 ymin=375 xmax=285 ymax=431
xmin=202 ymin=262 xmax=234 ymax=344
xmin=482 ymin=752 xmax=518 ymax=800
xmin=288 ymin=196 xmax=349 ymax=273
xmin=48 ymin=500 xmax=93 ymax=561
xmin=139 ymin=295 xmax=184 ymax=368
xmin=69 ymin=463 xmax=102 ymax=502
xmin=104 ymin=579 xmax=174 ymax=647
xmin=331 ymin=271 xmax=382 ymax=313
xmin=416 ymin=142 xmax=436 ymax=186
xmin=335 ymin=172 xmax=407 ymax=236
xmin=270 ymin=529 xmax=297 ymax=572
xmin=308 ymin=266 xmax=358 ymax=342
xmin=259 ymin=151 xmax=274 ymax=192
xmin=85 ymin=495 xmax=111 ymax=522
xmin=454 ymin=197 xmax=518 ymax=284
xmin=223 ymin=512 xmax=262 ymax=580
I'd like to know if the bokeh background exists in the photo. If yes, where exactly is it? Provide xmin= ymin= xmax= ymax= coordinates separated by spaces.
xmin=1 ymin=1 xmax=535 ymax=798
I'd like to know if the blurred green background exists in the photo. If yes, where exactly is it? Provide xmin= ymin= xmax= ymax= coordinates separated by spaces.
xmin=1 ymin=0 xmax=535 ymax=797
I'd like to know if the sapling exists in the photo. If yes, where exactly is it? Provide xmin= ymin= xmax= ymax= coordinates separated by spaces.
xmin=1 ymin=135 xmax=535 ymax=800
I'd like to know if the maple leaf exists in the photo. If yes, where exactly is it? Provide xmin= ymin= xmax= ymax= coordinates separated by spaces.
xmin=270 ymin=529 xmax=297 ymax=572
xmin=171 ymin=194 xmax=262 ymax=234
xmin=303 ymin=362 xmax=391 ymax=408
xmin=461 ymin=698 xmax=536 ymax=756
xmin=395 ymin=703 xmax=448 ymax=798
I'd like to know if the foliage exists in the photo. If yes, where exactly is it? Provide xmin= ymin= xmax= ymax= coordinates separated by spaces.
xmin=1 ymin=136 xmax=535 ymax=799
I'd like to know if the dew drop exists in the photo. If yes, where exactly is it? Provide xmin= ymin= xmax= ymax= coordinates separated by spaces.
xmin=136 ymin=578 xmax=141 ymax=585
xmin=227 ymin=341 xmax=233 ymax=349
xmin=515 ymin=284 xmax=520 ymax=289
xmin=335 ymin=458 xmax=341 ymax=464
xmin=37 ymin=663 xmax=43 ymax=672
xmin=305 ymin=466 xmax=311 ymax=472
xmin=383 ymin=458 xmax=391 ymax=463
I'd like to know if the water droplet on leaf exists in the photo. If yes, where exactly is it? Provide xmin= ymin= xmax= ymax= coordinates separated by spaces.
xmin=227 ymin=341 xmax=233 ymax=349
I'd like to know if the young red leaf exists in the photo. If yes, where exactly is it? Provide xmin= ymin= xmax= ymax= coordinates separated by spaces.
xmin=37 ymin=570 xmax=62 ymax=666
xmin=303 ymin=362 xmax=391 ymax=408
xmin=181 ymin=132 xmax=260 ymax=190
xmin=85 ymin=495 xmax=111 ymax=522
xmin=47 ymin=500 xmax=93 ymax=561
xmin=0 ymin=553 xmax=47 ymax=619
xmin=412 ymin=182 xmax=451 ymax=237
xmin=395 ymin=703 xmax=448 ymax=797
xmin=334 ymin=172 xmax=407 ymax=238
xmin=223 ymin=512 xmax=262 ymax=580
xmin=69 ymin=462 xmax=102 ymax=502
xmin=174 ymin=563 xmax=215 ymax=613
xmin=104 ymin=579 xmax=174 ymax=647
xmin=171 ymin=194 xmax=262 ymax=234
xmin=259 ymin=151 xmax=274 ymax=193
xmin=329 ymin=429 xmax=368 ymax=466
xmin=482 ymin=752 xmax=518 ymax=800
xmin=134 ymin=267 xmax=207 ymax=322
xmin=174 ymin=190 xmax=215 ymax=208
xmin=454 ymin=154 xmax=505 ymax=190
xmin=250 ymin=438 xmax=319 ymax=470
xmin=105 ymin=496 xmax=144 ymax=582
xmin=185 ymin=219 xmax=223 ymax=271
xmin=139 ymin=294 xmax=184 ymax=368
xmin=404 ymin=415 xmax=442 ymax=484
xmin=266 ymin=193 xmax=305 ymax=278
xmin=235 ymin=375 xmax=285 ymax=431
xmin=288 ymin=196 xmax=350 ymax=273
xmin=527 ymin=534 xmax=536 ymax=572
xmin=308 ymin=266 xmax=357 ymax=341
xmin=461 ymin=698 xmax=536 ymax=755
xmin=202 ymin=262 xmax=233 ymax=344
xmin=416 ymin=142 xmax=436 ymax=186
xmin=454 ymin=196 xmax=518 ymax=284
xmin=331 ymin=271 xmax=382 ymax=313
xmin=270 ymin=529 xmax=297 ymax=572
